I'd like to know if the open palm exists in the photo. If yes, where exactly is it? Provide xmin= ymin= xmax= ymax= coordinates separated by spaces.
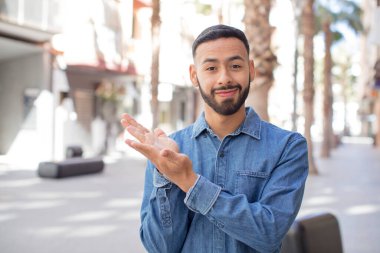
xmin=120 ymin=113 xmax=197 ymax=192
xmin=120 ymin=114 xmax=179 ymax=153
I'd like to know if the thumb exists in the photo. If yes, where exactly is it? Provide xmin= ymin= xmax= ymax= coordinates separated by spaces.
xmin=160 ymin=148 xmax=177 ymax=160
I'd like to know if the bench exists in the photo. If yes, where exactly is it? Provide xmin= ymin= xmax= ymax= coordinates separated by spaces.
xmin=281 ymin=212 xmax=343 ymax=253
xmin=37 ymin=157 xmax=104 ymax=178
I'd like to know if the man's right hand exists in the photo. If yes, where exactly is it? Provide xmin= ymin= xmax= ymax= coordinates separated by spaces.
xmin=120 ymin=114 xmax=197 ymax=192
xmin=120 ymin=113 xmax=179 ymax=153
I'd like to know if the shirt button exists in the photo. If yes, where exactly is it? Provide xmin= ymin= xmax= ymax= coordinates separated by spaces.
xmin=220 ymin=152 xmax=224 ymax=158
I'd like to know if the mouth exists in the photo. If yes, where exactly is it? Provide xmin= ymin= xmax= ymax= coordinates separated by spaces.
xmin=214 ymin=86 xmax=240 ymax=98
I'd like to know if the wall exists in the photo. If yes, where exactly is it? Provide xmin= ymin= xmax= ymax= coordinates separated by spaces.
xmin=0 ymin=52 xmax=52 ymax=158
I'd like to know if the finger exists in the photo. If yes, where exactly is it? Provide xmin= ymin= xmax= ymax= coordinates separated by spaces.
xmin=126 ymin=126 xmax=147 ymax=143
xmin=120 ymin=114 xmax=150 ymax=133
xmin=120 ymin=114 xmax=132 ymax=127
xmin=125 ymin=139 xmax=159 ymax=159
xmin=120 ymin=119 xmax=129 ymax=128
xmin=154 ymin=128 xmax=167 ymax=137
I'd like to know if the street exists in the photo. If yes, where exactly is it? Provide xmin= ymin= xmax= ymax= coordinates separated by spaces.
xmin=0 ymin=154 xmax=147 ymax=253
xmin=1 ymin=137 xmax=380 ymax=253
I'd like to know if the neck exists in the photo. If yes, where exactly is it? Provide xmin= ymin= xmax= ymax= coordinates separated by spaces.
xmin=204 ymin=106 xmax=246 ymax=140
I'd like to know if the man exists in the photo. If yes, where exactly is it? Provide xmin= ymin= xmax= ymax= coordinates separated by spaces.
xmin=121 ymin=25 xmax=308 ymax=253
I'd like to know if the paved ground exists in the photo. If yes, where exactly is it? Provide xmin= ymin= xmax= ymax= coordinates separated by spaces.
xmin=299 ymin=138 xmax=380 ymax=253
xmin=0 ymin=137 xmax=379 ymax=253
xmin=0 ymin=154 xmax=147 ymax=253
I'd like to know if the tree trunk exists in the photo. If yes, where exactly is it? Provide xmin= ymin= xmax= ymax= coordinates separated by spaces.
xmin=321 ymin=21 xmax=333 ymax=158
xmin=292 ymin=29 xmax=299 ymax=132
xmin=376 ymin=0 xmax=380 ymax=148
xmin=151 ymin=0 xmax=160 ymax=129
xmin=243 ymin=0 xmax=277 ymax=121
xmin=341 ymin=59 xmax=350 ymax=136
xmin=342 ymin=75 xmax=349 ymax=136
xmin=302 ymin=0 xmax=318 ymax=174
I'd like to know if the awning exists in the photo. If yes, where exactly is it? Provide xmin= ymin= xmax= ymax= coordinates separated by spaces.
xmin=0 ymin=20 xmax=56 ymax=43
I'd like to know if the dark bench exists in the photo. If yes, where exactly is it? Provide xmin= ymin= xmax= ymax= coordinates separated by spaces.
xmin=281 ymin=212 xmax=343 ymax=253
xmin=37 ymin=157 xmax=104 ymax=178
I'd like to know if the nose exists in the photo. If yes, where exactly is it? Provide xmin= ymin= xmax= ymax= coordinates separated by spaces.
xmin=217 ymin=67 xmax=232 ymax=85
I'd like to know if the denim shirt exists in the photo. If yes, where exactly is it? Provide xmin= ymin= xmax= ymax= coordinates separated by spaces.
xmin=139 ymin=107 xmax=308 ymax=253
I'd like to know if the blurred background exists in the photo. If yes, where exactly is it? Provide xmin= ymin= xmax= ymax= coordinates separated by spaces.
xmin=0 ymin=0 xmax=379 ymax=252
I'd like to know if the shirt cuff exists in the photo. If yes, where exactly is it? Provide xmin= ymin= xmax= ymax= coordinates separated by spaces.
xmin=184 ymin=174 xmax=200 ymax=201
xmin=153 ymin=168 xmax=171 ymax=188
xmin=184 ymin=175 xmax=221 ymax=215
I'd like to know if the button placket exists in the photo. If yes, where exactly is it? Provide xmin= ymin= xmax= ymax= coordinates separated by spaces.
xmin=215 ymin=139 xmax=228 ymax=190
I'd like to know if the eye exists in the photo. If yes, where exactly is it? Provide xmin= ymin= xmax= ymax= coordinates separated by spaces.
xmin=231 ymin=64 xmax=241 ymax=69
xmin=206 ymin=66 xmax=216 ymax=71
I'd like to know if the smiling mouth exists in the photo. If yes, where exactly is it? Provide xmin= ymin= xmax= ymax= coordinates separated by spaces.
xmin=214 ymin=86 xmax=240 ymax=98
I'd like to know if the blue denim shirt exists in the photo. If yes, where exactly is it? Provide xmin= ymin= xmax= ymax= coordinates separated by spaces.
xmin=139 ymin=107 xmax=308 ymax=253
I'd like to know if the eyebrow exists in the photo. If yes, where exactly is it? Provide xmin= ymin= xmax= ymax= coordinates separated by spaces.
xmin=201 ymin=55 xmax=245 ymax=65
xmin=201 ymin=58 xmax=218 ymax=65
xmin=228 ymin=55 xmax=245 ymax=62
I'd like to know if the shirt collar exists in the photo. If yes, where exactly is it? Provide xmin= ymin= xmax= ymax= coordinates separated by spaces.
xmin=191 ymin=112 xmax=209 ymax=138
xmin=191 ymin=107 xmax=261 ymax=140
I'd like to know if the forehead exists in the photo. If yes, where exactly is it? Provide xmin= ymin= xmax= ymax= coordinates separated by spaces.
xmin=194 ymin=37 xmax=248 ymax=64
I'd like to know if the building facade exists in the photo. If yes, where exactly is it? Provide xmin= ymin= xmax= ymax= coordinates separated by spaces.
xmin=0 ymin=0 xmax=142 ymax=166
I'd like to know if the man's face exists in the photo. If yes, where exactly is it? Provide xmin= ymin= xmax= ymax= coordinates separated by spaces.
xmin=190 ymin=37 xmax=254 ymax=116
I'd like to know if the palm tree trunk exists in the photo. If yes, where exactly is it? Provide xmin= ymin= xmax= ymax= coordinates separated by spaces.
xmin=302 ymin=0 xmax=318 ymax=174
xmin=341 ymin=59 xmax=350 ymax=136
xmin=243 ymin=0 xmax=277 ymax=121
xmin=376 ymin=0 xmax=380 ymax=148
xmin=321 ymin=21 xmax=333 ymax=157
xmin=342 ymin=79 xmax=349 ymax=136
xmin=151 ymin=0 xmax=160 ymax=129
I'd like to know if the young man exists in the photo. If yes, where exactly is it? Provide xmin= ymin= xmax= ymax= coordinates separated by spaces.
xmin=121 ymin=25 xmax=308 ymax=253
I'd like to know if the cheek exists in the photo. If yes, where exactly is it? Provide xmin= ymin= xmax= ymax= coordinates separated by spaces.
xmin=197 ymin=76 xmax=214 ymax=89
xmin=237 ymin=73 xmax=250 ymax=85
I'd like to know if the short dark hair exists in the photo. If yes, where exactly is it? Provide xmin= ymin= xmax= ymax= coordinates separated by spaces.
xmin=192 ymin=24 xmax=250 ymax=57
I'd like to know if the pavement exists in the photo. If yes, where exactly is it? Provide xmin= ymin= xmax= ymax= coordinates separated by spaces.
xmin=299 ymin=137 xmax=380 ymax=253
xmin=0 ymin=137 xmax=379 ymax=253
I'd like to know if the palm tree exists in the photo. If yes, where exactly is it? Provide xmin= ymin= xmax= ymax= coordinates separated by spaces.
xmin=290 ymin=0 xmax=302 ymax=132
xmin=243 ymin=0 xmax=277 ymax=122
xmin=151 ymin=0 xmax=161 ymax=129
xmin=302 ymin=0 xmax=318 ymax=174
xmin=316 ymin=0 xmax=363 ymax=157
xmin=334 ymin=53 xmax=357 ymax=136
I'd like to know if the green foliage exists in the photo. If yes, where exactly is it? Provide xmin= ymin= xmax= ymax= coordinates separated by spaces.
xmin=315 ymin=0 xmax=363 ymax=42
xmin=95 ymin=80 xmax=125 ymax=103
xmin=194 ymin=0 xmax=212 ymax=15
xmin=332 ymin=31 xmax=343 ymax=42
xmin=333 ymin=50 xmax=358 ymax=99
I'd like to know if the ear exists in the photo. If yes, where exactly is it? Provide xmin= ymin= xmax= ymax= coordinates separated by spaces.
xmin=189 ymin=64 xmax=199 ymax=88
xmin=249 ymin=60 xmax=255 ymax=81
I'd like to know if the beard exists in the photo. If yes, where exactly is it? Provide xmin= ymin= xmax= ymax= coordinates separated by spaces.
xmin=197 ymin=77 xmax=251 ymax=116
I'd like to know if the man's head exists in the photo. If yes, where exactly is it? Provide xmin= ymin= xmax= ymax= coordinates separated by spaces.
xmin=189 ymin=25 xmax=254 ymax=116
xmin=192 ymin=25 xmax=250 ymax=58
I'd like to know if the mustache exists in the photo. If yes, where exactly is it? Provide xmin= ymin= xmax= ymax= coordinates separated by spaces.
xmin=212 ymin=84 xmax=242 ymax=93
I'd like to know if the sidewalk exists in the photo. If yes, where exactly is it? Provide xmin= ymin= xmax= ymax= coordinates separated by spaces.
xmin=299 ymin=137 xmax=380 ymax=253
xmin=0 ymin=137 xmax=379 ymax=253
xmin=0 ymin=154 xmax=148 ymax=253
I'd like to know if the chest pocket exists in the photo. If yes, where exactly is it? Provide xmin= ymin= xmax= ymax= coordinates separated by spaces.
xmin=234 ymin=170 xmax=269 ymax=202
